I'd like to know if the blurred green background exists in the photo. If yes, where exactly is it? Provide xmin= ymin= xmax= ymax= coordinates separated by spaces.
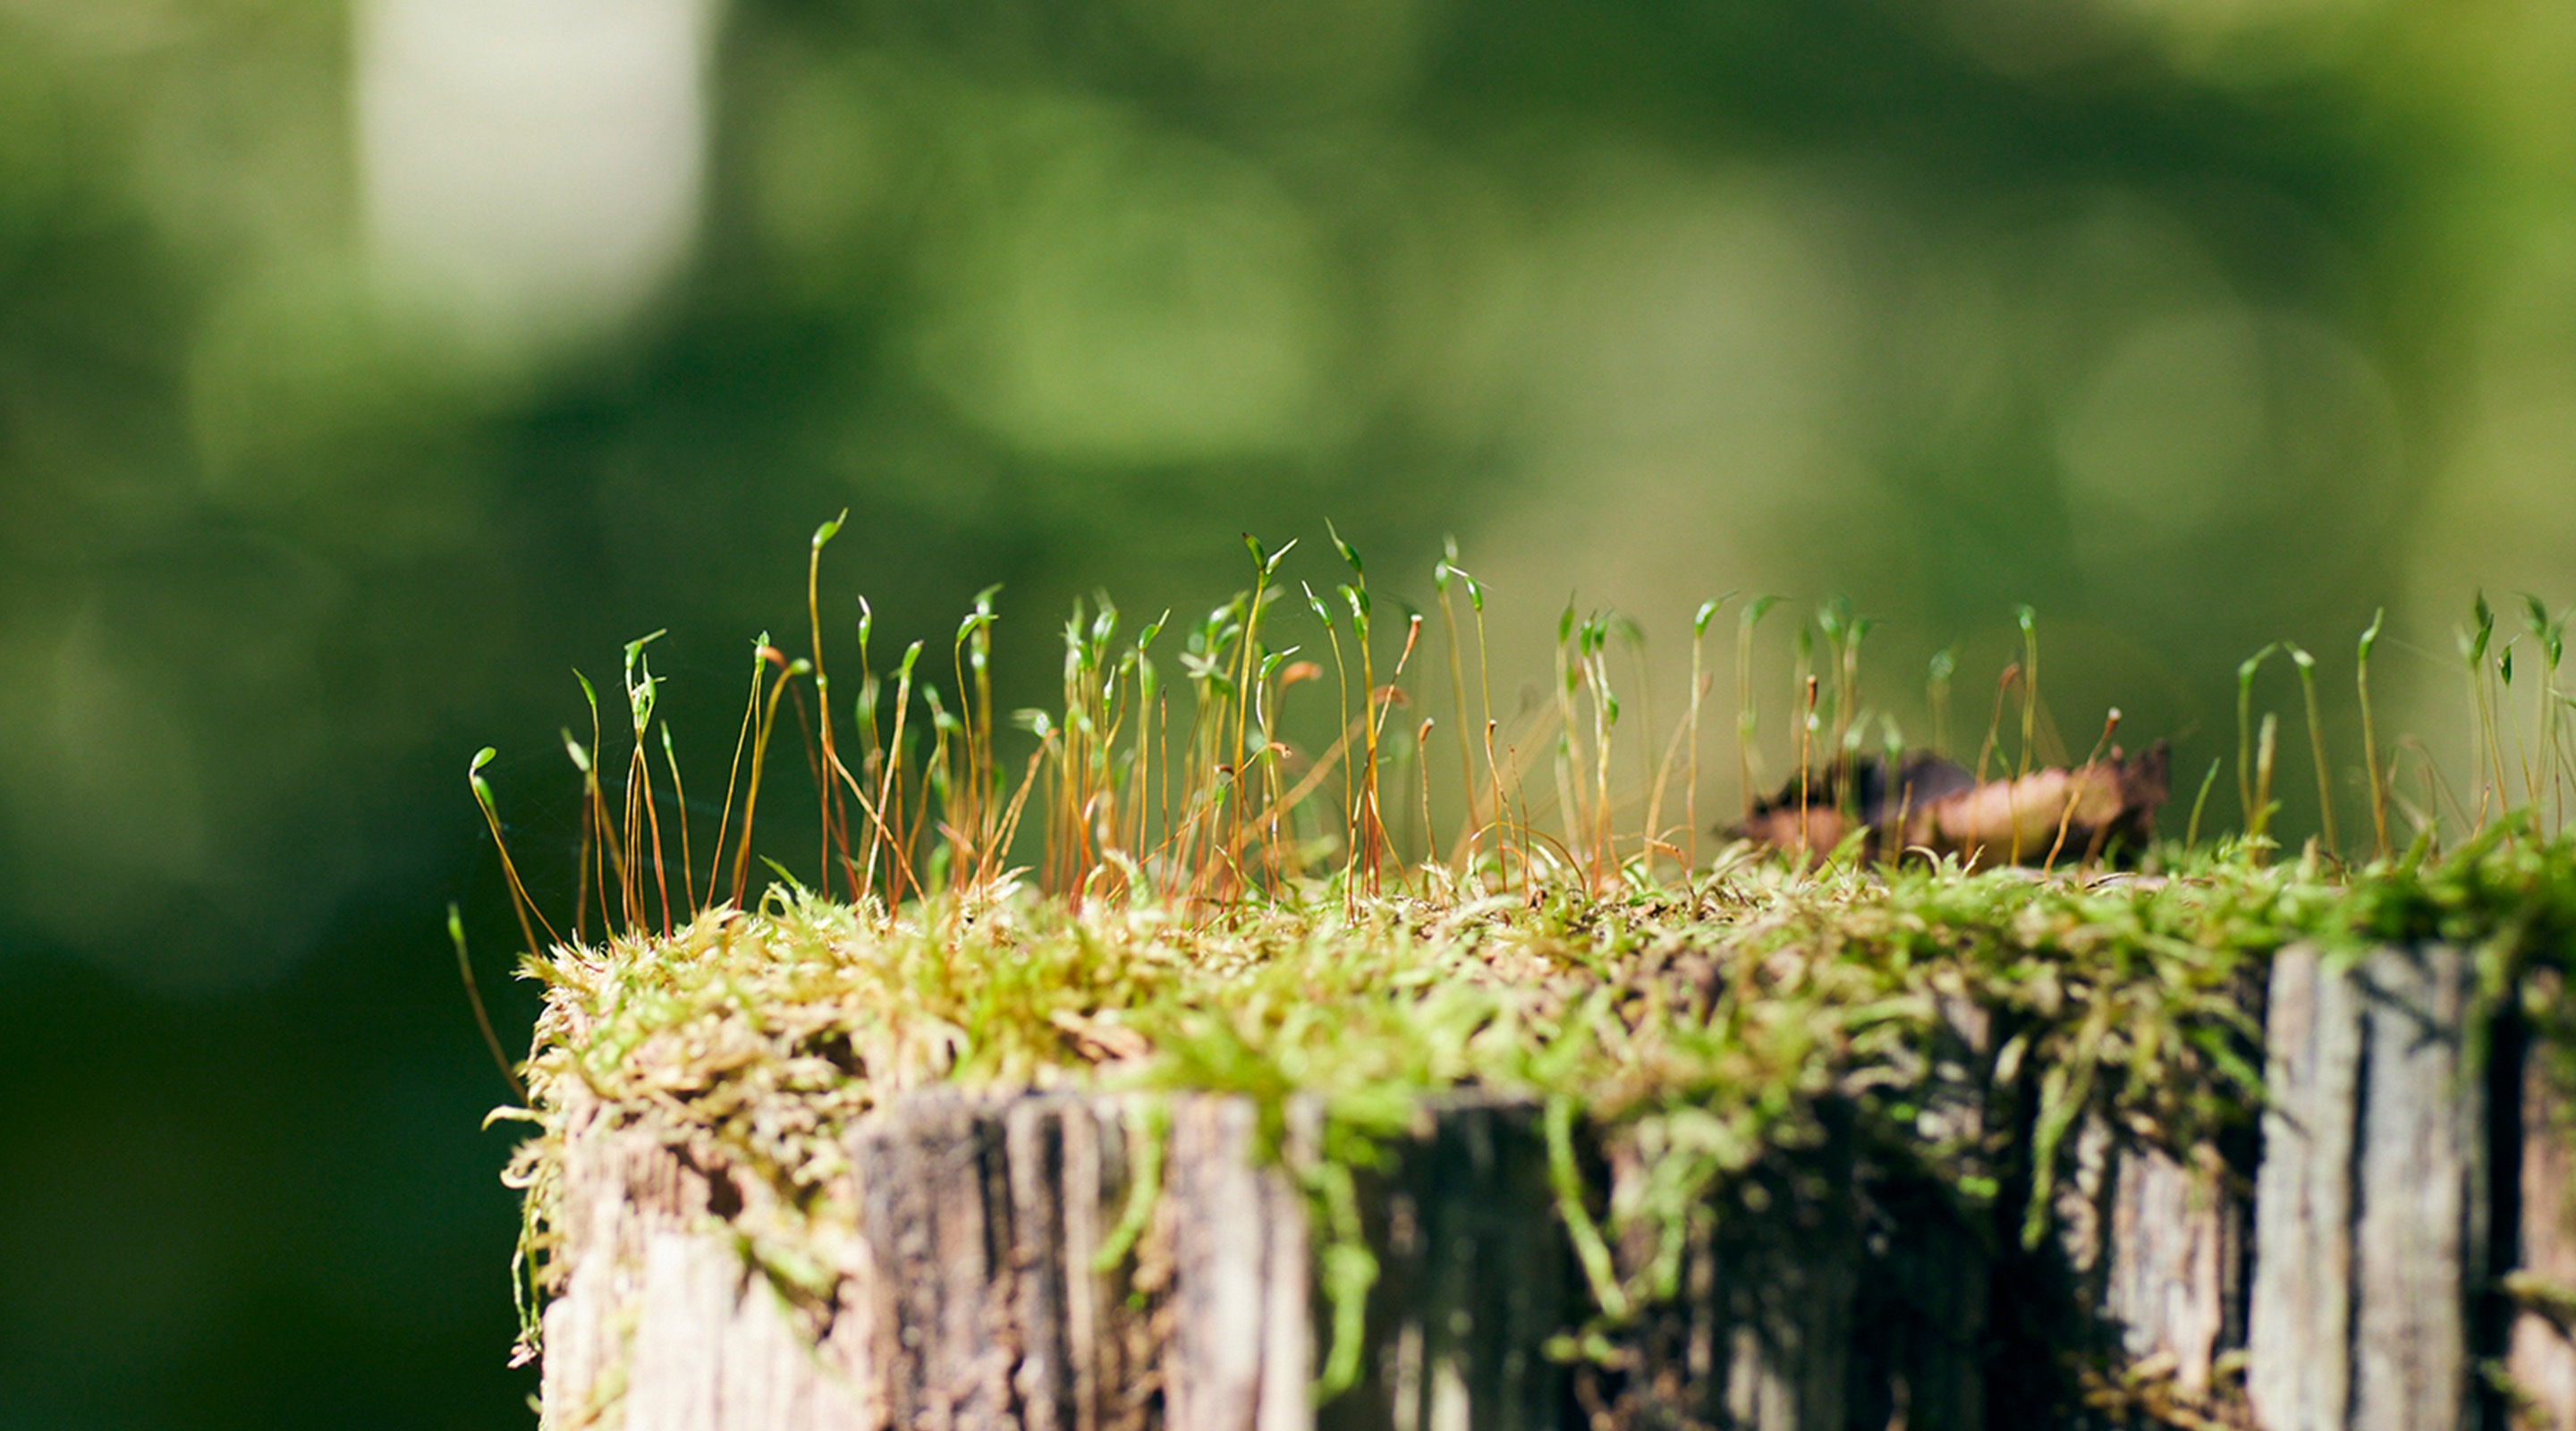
xmin=4 ymin=0 xmax=2573 ymax=1424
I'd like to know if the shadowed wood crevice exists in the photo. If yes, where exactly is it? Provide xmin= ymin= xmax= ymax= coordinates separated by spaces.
xmin=1326 ymin=1097 xmax=1570 ymax=1431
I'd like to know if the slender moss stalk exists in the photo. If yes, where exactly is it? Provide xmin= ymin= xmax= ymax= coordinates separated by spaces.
xmin=558 ymin=713 xmax=596 ymax=940
xmin=1818 ymin=599 xmax=1852 ymax=796
xmin=469 ymin=748 xmax=560 ymax=958
xmin=2522 ymin=594 xmax=2566 ymax=827
xmin=733 ymin=647 xmax=808 ymax=908
xmin=2357 ymin=610 xmax=2389 ymax=862
xmin=1819 ymin=600 xmax=1871 ymax=816
xmin=2252 ymin=711 xmax=2279 ymax=854
xmin=1797 ymin=673 xmax=1818 ymax=865
xmin=1255 ymin=648 xmax=1299 ymax=887
xmin=1583 ymin=614 xmax=1620 ymax=879
xmin=661 ymin=724 xmax=696 ymax=911
xmin=1685 ymin=597 xmax=1729 ymax=872
xmin=1136 ymin=615 xmax=1167 ymax=866
xmin=1877 ymin=714 xmax=1907 ymax=867
xmin=1416 ymin=716 xmax=1436 ymax=881
xmin=2465 ymin=593 xmax=2501 ymax=829
xmin=446 ymin=904 xmax=528 ymax=1103
xmin=1305 ymin=580 xmax=1351 ymax=874
xmin=2184 ymin=757 xmax=2222 ymax=850
xmin=1975 ymin=665 xmax=2017 ymax=789
xmin=710 ymin=639 xmax=767 ymax=909
xmin=2285 ymin=644 xmax=2338 ymax=858
xmin=1435 ymin=566 xmax=1504 ymax=876
xmin=1554 ymin=600 xmax=1584 ymax=874
xmin=1614 ymin=612 xmax=1651 ymax=824
xmin=1232 ymin=538 xmax=1294 ymax=882
xmin=473 ymin=527 xmax=2576 ymax=970
xmin=806 ymin=514 xmax=853 ymax=899
xmin=1380 ymin=616 xmax=1426 ymax=782
xmin=624 ymin=636 xmax=674 ymax=936
xmin=1329 ymin=524 xmax=1382 ymax=893
xmin=1736 ymin=597 xmax=1781 ymax=822
xmin=917 ymin=683 xmax=956 ymax=897
xmin=875 ymin=640 xmax=925 ymax=904
xmin=951 ymin=585 xmax=1002 ymax=882
xmin=2236 ymin=644 xmax=2277 ymax=838
xmin=571 ymin=673 xmax=631 ymax=933
xmin=852 ymin=597 xmax=883 ymax=888
xmin=1435 ymin=542 xmax=1476 ymax=868
xmin=2014 ymin=605 xmax=2039 ymax=783
xmin=2044 ymin=708 xmax=2120 ymax=869
xmin=2004 ymin=616 xmax=2035 ymax=863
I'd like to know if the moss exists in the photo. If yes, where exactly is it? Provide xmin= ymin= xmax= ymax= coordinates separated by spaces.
xmin=482 ymin=544 xmax=2576 ymax=1416
xmin=509 ymin=854 xmax=2253 ymax=1300
xmin=497 ymin=826 xmax=2576 ymax=1431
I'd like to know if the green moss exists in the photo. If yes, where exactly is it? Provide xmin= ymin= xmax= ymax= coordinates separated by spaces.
xmin=513 ymin=856 xmax=2219 ymax=1296
xmin=496 ymin=826 xmax=2576 ymax=1431
xmin=483 ymin=549 xmax=2576 ymax=1411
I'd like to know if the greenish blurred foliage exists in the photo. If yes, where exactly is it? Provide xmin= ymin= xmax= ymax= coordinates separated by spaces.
xmin=0 ymin=0 xmax=2571 ymax=1422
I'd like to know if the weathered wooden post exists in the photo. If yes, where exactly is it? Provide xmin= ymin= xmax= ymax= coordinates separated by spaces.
xmin=527 ymin=936 xmax=2576 ymax=1431
xmin=536 ymin=1089 xmax=1887 ymax=1431
xmin=2505 ymin=1012 xmax=2576 ymax=1427
xmin=2249 ymin=944 xmax=2490 ymax=1431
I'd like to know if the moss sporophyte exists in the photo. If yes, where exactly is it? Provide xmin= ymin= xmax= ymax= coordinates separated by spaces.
xmin=463 ymin=526 xmax=2576 ymax=1403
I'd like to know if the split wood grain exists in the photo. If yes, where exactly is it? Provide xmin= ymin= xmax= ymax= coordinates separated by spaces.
xmin=2102 ymin=1144 xmax=2233 ymax=1398
xmin=2058 ymin=1113 xmax=2241 ymax=1406
xmin=2249 ymin=944 xmax=2485 ymax=1431
xmin=2506 ymin=1029 xmax=2576 ymax=1427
